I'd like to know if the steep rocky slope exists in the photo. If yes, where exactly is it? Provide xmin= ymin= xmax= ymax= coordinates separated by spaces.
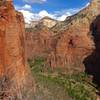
xmin=26 ymin=0 xmax=100 ymax=73
xmin=0 ymin=0 xmax=34 ymax=99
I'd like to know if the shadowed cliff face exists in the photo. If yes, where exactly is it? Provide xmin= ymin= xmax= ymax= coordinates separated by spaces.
xmin=26 ymin=0 xmax=100 ymax=73
xmin=0 ymin=0 xmax=34 ymax=99
xmin=84 ymin=15 xmax=100 ymax=86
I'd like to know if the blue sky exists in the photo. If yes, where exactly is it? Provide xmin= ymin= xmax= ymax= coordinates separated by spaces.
xmin=14 ymin=0 xmax=90 ymax=23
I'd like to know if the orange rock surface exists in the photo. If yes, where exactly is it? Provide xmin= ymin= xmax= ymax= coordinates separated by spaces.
xmin=47 ymin=0 xmax=100 ymax=72
xmin=26 ymin=26 xmax=53 ymax=59
xmin=0 ymin=0 xmax=34 ymax=99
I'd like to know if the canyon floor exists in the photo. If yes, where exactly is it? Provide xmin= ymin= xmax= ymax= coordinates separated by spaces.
xmin=28 ymin=58 xmax=98 ymax=100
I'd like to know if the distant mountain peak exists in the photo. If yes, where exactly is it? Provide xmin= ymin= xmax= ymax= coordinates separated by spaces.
xmin=41 ymin=16 xmax=57 ymax=21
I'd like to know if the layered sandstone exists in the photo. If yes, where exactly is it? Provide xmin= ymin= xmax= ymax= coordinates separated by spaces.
xmin=25 ymin=16 xmax=58 ymax=28
xmin=0 ymin=0 xmax=34 ymax=99
xmin=26 ymin=25 xmax=53 ymax=59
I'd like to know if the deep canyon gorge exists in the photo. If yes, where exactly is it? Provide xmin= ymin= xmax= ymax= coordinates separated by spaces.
xmin=0 ymin=0 xmax=100 ymax=99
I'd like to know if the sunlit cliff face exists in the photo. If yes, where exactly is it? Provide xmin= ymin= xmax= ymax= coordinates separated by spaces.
xmin=48 ymin=25 xmax=95 ymax=70
xmin=40 ymin=18 xmax=57 ymax=28
xmin=47 ymin=0 xmax=100 ymax=71
xmin=0 ymin=0 xmax=34 ymax=99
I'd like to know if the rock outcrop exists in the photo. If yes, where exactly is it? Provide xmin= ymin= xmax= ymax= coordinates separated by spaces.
xmin=39 ymin=16 xmax=57 ymax=28
xmin=26 ymin=0 xmax=100 ymax=73
xmin=47 ymin=0 xmax=100 ymax=73
xmin=0 ymin=0 xmax=34 ymax=99
xmin=25 ymin=16 xmax=58 ymax=28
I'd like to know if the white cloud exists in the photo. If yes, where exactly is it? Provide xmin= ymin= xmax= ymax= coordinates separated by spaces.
xmin=18 ymin=9 xmax=79 ymax=23
xmin=19 ymin=10 xmax=34 ymax=23
xmin=39 ymin=10 xmax=54 ymax=18
xmin=15 ymin=1 xmax=90 ymax=23
xmin=19 ymin=10 xmax=41 ymax=23
xmin=23 ymin=0 xmax=47 ymax=4
xmin=57 ymin=15 xmax=69 ymax=21
xmin=15 ymin=4 xmax=32 ymax=11
xmin=53 ymin=9 xmax=80 ymax=21
xmin=39 ymin=10 xmax=50 ymax=17
xmin=38 ymin=10 xmax=71 ymax=21
xmin=23 ymin=4 xmax=32 ymax=10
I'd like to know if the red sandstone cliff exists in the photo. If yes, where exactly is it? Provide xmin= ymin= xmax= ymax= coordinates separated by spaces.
xmin=26 ymin=25 xmax=53 ymax=60
xmin=0 ymin=0 xmax=34 ymax=99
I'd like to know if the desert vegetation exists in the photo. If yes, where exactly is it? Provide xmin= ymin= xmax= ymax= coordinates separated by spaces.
xmin=28 ymin=57 xmax=98 ymax=100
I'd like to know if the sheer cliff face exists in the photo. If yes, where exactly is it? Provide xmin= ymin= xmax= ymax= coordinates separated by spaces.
xmin=47 ymin=0 xmax=100 ymax=72
xmin=26 ymin=27 xmax=53 ymax=59
xmin=48 ymin=20 xmax=95 ymax=72
xmin=40 ymin=17 xmax=57 ymax=28
xmin=0 ymin=0 xmax=34 ymax=99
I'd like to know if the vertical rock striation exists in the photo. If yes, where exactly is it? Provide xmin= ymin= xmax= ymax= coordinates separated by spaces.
xmin=47 ymin=0 xmax=100 ymax=73
xmin=0 ymin=0 xmax=34 ymax=99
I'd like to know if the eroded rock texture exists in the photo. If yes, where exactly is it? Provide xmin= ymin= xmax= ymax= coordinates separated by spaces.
xmin=48 ymin=0 xmax=100 ymax=72
xmin=26 ymin=0 xmax=100 ymax=73
xmin=26 ymin=25 xmax=53 ymax=60
xmin=0 ymin=0 xmax=34 ymax=99
xmin=84 ymin=15 xmax=100 ymax=86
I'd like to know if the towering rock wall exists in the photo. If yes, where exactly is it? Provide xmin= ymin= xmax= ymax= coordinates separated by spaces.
xmin=84 ymin=15 xmax=100 ymax=85
xmin=47 ymin=0 xmax=100 ymax=73
xmin=0 ymin=0 xmax=34 ymax=99
xmin=26 ymin=26 xmax=53 ymax=59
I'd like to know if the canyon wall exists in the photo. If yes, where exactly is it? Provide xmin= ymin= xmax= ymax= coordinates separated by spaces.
xmin=26 ymin=26 xmax=53 ymax=59
xmin=0 ymin=0 xmax=34 ymax=99
xmin=47 ymin=0 xmax=100 ymax=72
xmin=26 ymin=0 xmax=100 ymax=73
xmin=84 ymin=15 xmax=100 ymax=85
